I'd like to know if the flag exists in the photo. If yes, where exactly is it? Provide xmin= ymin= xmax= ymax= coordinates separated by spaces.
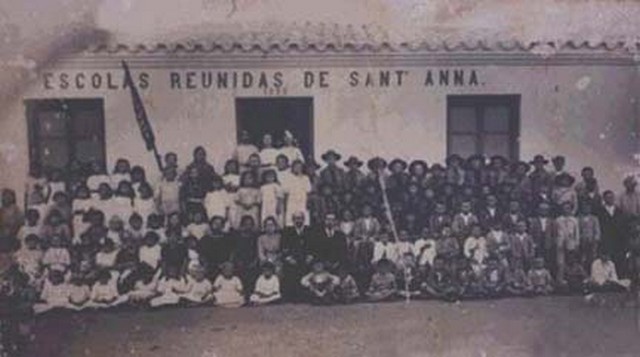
xmin=122 ymin=60 xmax=156 ymax=152
xmin=121 ymin=60 xmax=163 ymax=172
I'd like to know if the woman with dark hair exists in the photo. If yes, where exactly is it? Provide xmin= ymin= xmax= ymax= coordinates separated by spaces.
xmin=183 ymin=146 xmax=217 ymax=190
xmin=257 ymin=216 xmax=283 ymax=274
xmin=235 ymin=171 xmax=261 ymax=227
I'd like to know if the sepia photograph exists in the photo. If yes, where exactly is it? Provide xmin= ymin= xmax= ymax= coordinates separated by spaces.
xmin=2 ymin=1 xmax=640 ymax=356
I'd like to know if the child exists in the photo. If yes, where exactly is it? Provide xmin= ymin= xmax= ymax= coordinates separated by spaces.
xmin=42 ymin=235 xmax=71 ymax=272
xmin=334 ymin=265 xmax=360 ymax=304
xmin=17 ymin=209 xmax=42 ymax=243
xmin=110 ymin=158 xmax=132 ymax=189
xmin=139 ymin=232 xmax=161 ymax=271
xmin=457 ymin=259 xmax=486 ymax=299
xmin=437 ymin=226 xmax=460 ymax=261
xmin=90 ymin=270 xmax=124 ymax=308
xmin=113 ymin=181 xmax=135 ymax=221
xmin=185 ymin=236 xmax=201 ymax=272
xmin=528 ymin=257 xmax=554 ymax=295
xmin=510 ymin=220 xmax=535 ymax=271
xmin=156 ymin=167 xmax=181 ymax=216
xmin=372 ymin=231 xmax=398 ymax=265
xmin=365 ymin=259 xmax=398 ymax=302
xmin=204 ymin=176 xmax=231 ymax=225
xmin=486 ymin=221 xmax=511 ymax=268
xmin=14 ymin=235 xmax=43 ymax=284
xmin=421 ymin=256 xmax=460 ymax=302
xmin=396 ymin=230 xmax=415 ymax=259
xmin=33 ymin=270 xmax=71 ymax=314
xmin=95 ymin=239 xmax=119 ymax=271
xmin=68 ymin=273 xmax=91 ymax=310
xmin=106 ymin=215 xmax=126 ymax=246
xmin=300 ymin=260 xmax=339 ymax=305
xmin=213 ymin=262 xmax=245 ymax=308
xmin=414 ymin=227 xmax=437 ymax=268
xmin=483 ymin=257 xmax=506 ymax=298
xmin=86 ymin=161 xmax=112 ymax=191
xmin=127 ymin=265 xmax=160 ymax=305
xmin=588 ymin=251 xmax=630 ymax=291
xmin=133 ymin=182 xmax=156 ymax=226
xmin=564 ymin=252 xmax=588 ymax=294
xmin=463 ymin=224 xmax=488 ymax=274
xmin=249 ymin=262 xmax=282 ymax=305
xmin=222 ymin=159 xmax=241 ymax=190
xmin=150 ymin=266 xmax=190 ymax=307
xmin=578 ymin=203 xmax=601 ymax=272
xmin=452 ymin=201 xmax=480 ymax=238
xmin=186 ymin=211 xmax=209 ymax=241
xmin=72 ymin=184 xmax=93 ymax=240
xmin=505 ymin=260 xmax=531 ymax=297
xmin=146 ymin=214 xmax=167 ymax=244
xmin=126 ymin=213 xmax=146 ymax=245
xmin=95 ymin=183 xmax=117 ymax=222
xmin=182 ymin=264 xmax=214 ymax=304
xmin=260 ymin=169 xmax=285 ymax=228
xmin=555 ymin=201 xmax=580 ymax=285
xmin=235 ymin=172 xmax=261 ymax=229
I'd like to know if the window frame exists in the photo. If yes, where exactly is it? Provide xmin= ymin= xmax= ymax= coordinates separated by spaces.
xmin=25 ymin=98 xmax=106 ymax=178
xmin=446 ymin=94 xmax=521 ymax=160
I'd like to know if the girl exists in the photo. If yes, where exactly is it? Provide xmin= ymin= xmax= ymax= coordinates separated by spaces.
xmin=89 ymin=270 xmax=123 ymax=308
xmin=42 ymin=235 xmax=71 ymax=272
xmin=139 ymin=232 xmax=162 ymax=271
xmin=235 ymin=171 xmax=261 ymax=228
xmin=72 ymin=184 xmax=93 ymax=241
xmin=249 ymin=262 xmax=281 ymax=305
xmin=222 ymin=159 xmax=241 ymax=190
xmin=278 ymin=130 xmax=304 ymax=164
xmin=258 ymin=133 xmax=279 ymax=168
xmin=186 ymin=211 xmax=209 ymax=241
xmin=15 ymin=235 xmax=43 ymax=284
xmin=86 ymin=161 xmax=111 ymax=192
xmin=165 ymin=212 xmax=183 ymax=241
xmin=204 ymin=176 xmax=231 ymax=225
xmin=113 ymin=181 xmax=135 ymax=222
xmin=95 ymin=239 xmax=119 ymax=271
xmin=130 ymin=166 xmax=147 ymax=193
xmin=95 ymin=183 xmax=117 ymax=222
xmin=256 ymin=217 xmax=282 ymax=271
xmin=213 ymin=262 xmax=245 ymax=308
xmin=127 ymin=265 xmax=160 ymax=305
xmin=150 ymin=266 xmax=190 ymax=307
xmin=17 ymin=209 xmax=41 ymax=244
xmin=126 ymin=213 xmax=146 ymax=245
xmin=281 ymin=160 xmax=312 ymax=227
xmin=300 ymin=260 xmax=339 ymax=305
xmin=260 ymin=170 xmax=285 ymax=228
xmin=41 ymin=209 xmax=72 ymax=246
xmin=68 ymin=273 xmax=91 ymax=310
xmin=182 ymin=264 xmax=214 ymax=304
xmin=110 ymin=158 xmax=132 ymax=189
xmin=33 ymin=270 xmax=71 ymax=314
xmin=133 ymin=182 xmax=156 ymax=226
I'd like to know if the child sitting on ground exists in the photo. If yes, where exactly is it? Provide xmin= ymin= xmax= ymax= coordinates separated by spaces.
xmin=365 ymin=259 xmax=398 ymax=302
xmin=505 ymin=260 xmax=531 ymax=297
xmin=182 ymin=264 xmax=214 ymax=305
xmin=68 ymin=272 xmax=91 ymax=311
xmin=150 ymin=266 xmax=190 ymax=308
xmin=300 ymin=260 xmax=339 ymax=305
xmin=483 ymin=257 xmax=506 ymax=298
xmin=421 ymin=256 xmax=461 ymax=302
xmin=127 ymin=264 xmax=160 ymax=305
xmin=186 ymin=211 xmax=209 ymax=241
xmin=528 ymin=257 xmax=554 ymax=295
xmin=14 ymin=235 xmax=43 ymax=284
xmin=213 ymin=262 xmax=245 ymax=308
xmin=249 ymin=262 xmax=281 ymax=305
xmin=563 ymin=251 xmax=588 ymax=294
xmin=41 ymin=234 xmax=71 ymax=272
xmin=33 ymin=270 xmax=70 ymax=314
xmin=139 ymin=232 xmax=162 ymax=272
xmin=89 ymin=270 xmax=123 ymax=308
xmin=334 ymin=265 xmax=360 ymax=304
xmin=457 ymin=258 xmax=485 ymax=299
xmin=588 ymin=251 xmax=630 ymax=291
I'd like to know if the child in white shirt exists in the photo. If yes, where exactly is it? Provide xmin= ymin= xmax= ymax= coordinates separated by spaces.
xmin=414 ymin=228 xmax=437 ymax=268
xmin=17 ymin=209 xmax=42 ymax=243
xmin=372 ymin=231 xmax=398 ymax=265
xmin=259 ymin=170 xmax=285 ymax=228
xmin=589 ymin=252 xmax=630 ymax=290
xmin=249 ymin=262 xmax=281 ymax=305
xmin=156 ymin=168 xmax=181 ymax=216
xmin=15 ymin=234 xmax=43 ymax=283
xmin=68 ymin=273 xmax=91 ymax=311
xmin=126 ymin=213 xmax=146 ymax=245
xmin=186 ymin=211 xmax=209 ymax=241
xmin=185 ymin=236 xmax=201 ymax=271
xmin=139 ymin=232 xmax=162 ymax=271
xmin=128 ymin=265 xmax=161 ymax=305
xmin=34 ymin=270 xmax=72 ymax=314
xmin=89 ymin=270 xmax=124 ymax=308
xmin=463 ymin=225 xmax=488 ymax=274
xmin=182 ymin=264 xmax=213 ymax=304
xmin=42 ymin=235 xmax=71 ymax=272
xmin=72 ymin=185 xmax=94 ymax=240
xmin=133 ymin=182 xmax=156 ymax=227
xmin=213 ymin=262 xmax=245 ymax=308
xmin=150 ymin=266 xmax=190 ymax=307
xmin=204 ymin=177 xmax=231 ymax=224
xmin=95 ymin=239 xmax=119 ymax=270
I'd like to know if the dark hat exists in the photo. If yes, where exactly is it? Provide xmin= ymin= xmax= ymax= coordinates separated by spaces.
xmin=552 ymin=155 xmax=566 ymax=163
xmin=321 ymin=150 xmax=342 ymax=162
xmin=446 ymin=154 xmax=463 ymax=165
xmin=389 ymin=159 xmax=408 ymax=170
xmin=344 ymin=156 xmax=363 ymax=168
xmin=511 ymin=161 xmax=531 ymax=172
xmin=429 ymin=163 xmax=445 ymax=172
xmin=367 ymin=157 xmax=387 ymax=171
xmin=554 ymin=172 xmax=575 ymax=186
xmin=408 ymin=160 xmax=428 ymax=172
xmin=530 ymin=155 xmax=549 ymax=165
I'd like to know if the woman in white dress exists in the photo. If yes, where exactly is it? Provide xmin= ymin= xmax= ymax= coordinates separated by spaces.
xmin=259 ymin=169 xmax=285 ymax=228
xmin=278 ymin=130 xmax=305 ymax=164
xmin=259 ymin=134 xmax=279 ymax=168
xmin=281 ymin=160 xmax=312 ymax=227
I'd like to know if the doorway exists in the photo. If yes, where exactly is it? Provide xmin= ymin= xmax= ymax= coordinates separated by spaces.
xmin=235 ymin=97 xmax=314 ymax=160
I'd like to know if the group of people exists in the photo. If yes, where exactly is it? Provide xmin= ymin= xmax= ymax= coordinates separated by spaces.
xmin=2 ymin=130 xmax=640 ymax=320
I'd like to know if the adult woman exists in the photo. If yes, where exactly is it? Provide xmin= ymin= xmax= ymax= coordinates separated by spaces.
xmin=278 ymin=130 xmax=305 ymax=164
xmin=259 ymin=134 xmax=279 ymax=168
xmin=257 ymin=217 xmax=282 ymax=273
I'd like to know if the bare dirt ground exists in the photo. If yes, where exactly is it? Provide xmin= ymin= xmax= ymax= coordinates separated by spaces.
xmin=25 ymin=294 xmax=640 ymax=357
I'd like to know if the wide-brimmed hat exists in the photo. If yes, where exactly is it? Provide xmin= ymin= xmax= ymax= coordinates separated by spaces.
xmin=389 ymin=158 xmax=408 ymax=171
xmin=530 ymin=155 xmax=549 ymax=165
xmin=367 ymin=157 xmax=387 ymax=171
xmin=344 ymin=156 xmax=363 ymax=168
xmin=554 ymin=172 xmax=576 ymax=186
xmin=409 ymin=160 xmax=428 ymax=173
xmin=321 ymin=150 xmax=342 ymax=162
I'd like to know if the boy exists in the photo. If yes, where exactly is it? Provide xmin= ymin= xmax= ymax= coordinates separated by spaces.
xmin=452 ymin=201 xmax=480 ymax=238
xmin=486 ymin=221 xmax=511 ymax=268
xmin=421 ymin=256 xmax=461 ymax=302
xmin=505 ymin=259 xmax=531 ymax=297
xmin=372 ymin=231 xmax=398 ymax=265
xmin=156 ymin=167 xmax=181 ymax=216
xmin=365 ymin=259 xmax=398 ymax=302
xmin=483 ymin=257 xmax=506 ymax=298
xmin=249 ymin=262 xmax=281 ymax=305
xmin=509 ymin=220 xmax=535 ymax=271
xmin=528 ymin=257 xmax=554 ymax=295
xmin=463 ymin=224 xmax=488 ymax=274
xmin=564 ymin=252 xmax=588 ymax=294
xmin=588 ymin=251 xmax=630 ymax=291
xmin=437 ymin=226 xmax=460 ymax=261
xmin=334 ymin=265 xmax=360 ymax=304
xmin=555 ymin=201 xmax=580 ymax=285
xmin=578 ymin=203 xmax=601 ymax=272
xmin=414 ymin=227 xmax=437 ymax=268
xmin=300 ymin=260 xmax=339 ymax=305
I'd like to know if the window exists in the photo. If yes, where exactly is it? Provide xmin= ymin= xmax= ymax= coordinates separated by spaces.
xmin=447 ymin=95 xmax=520 ymax=160
xmin=25 ymin=98 xmax=105 ymax=177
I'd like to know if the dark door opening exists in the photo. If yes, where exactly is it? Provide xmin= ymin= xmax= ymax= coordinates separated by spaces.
xmin=235 ymin=97 xmax=314 ymax=160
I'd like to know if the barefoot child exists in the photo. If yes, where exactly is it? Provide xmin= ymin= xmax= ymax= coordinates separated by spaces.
xmin=528 ymin=257 xmax=554 ymax=295
xmin=365 ymin=259 xmax=398 ymax=302
xmin=300 ymin=260 xmax=339 ymax=305
xmin=249 ymin=262 xmax=281 ymax=305
xmin=213 ymin=262 xmax=245 ymax=308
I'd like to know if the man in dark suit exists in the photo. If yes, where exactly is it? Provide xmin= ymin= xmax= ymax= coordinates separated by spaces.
xmin=478 ymin=194 xmax=503 ymax=230
xmin=281 ymin=212 xmax=313 ymax=301
xmin=306 ymin=213 xmax=348 ymax=271
xmin=597 ymin=190 xmax=628 ymax=277
xmin=528 ymin=201 xmax=556 ymax=274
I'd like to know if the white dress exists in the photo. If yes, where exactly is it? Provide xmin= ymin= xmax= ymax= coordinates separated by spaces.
xmin=260 ymin=183 xmax=285 ymax=227
xmin=281 ymin=174 xmax=311 ymax=226
xmin=86 ymin=174 xmax=112 ymax=191
xmin=133 ymin=197 xmax=157 ymax=224
xmin=204 ymin=190 xmax=231 ymax=221
xmin=183 ymin=277 xmax=213 ymax=303
xmin=213 ymin=275 xmax=244 ymax=307
xmin=34 ymin=281 xmax=72 ymax=314
xmin=249 ymin=275 xmax=281 ymax=304
xmin=139 ymin=245 xmax=162 ymax=270
xmin=259 ymin=148 xmax=279 ymax=167
xmin=278 ymin=146 xmax=305 ymax=164
xmin=150 ymin=277 xmax=190 ymax=307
